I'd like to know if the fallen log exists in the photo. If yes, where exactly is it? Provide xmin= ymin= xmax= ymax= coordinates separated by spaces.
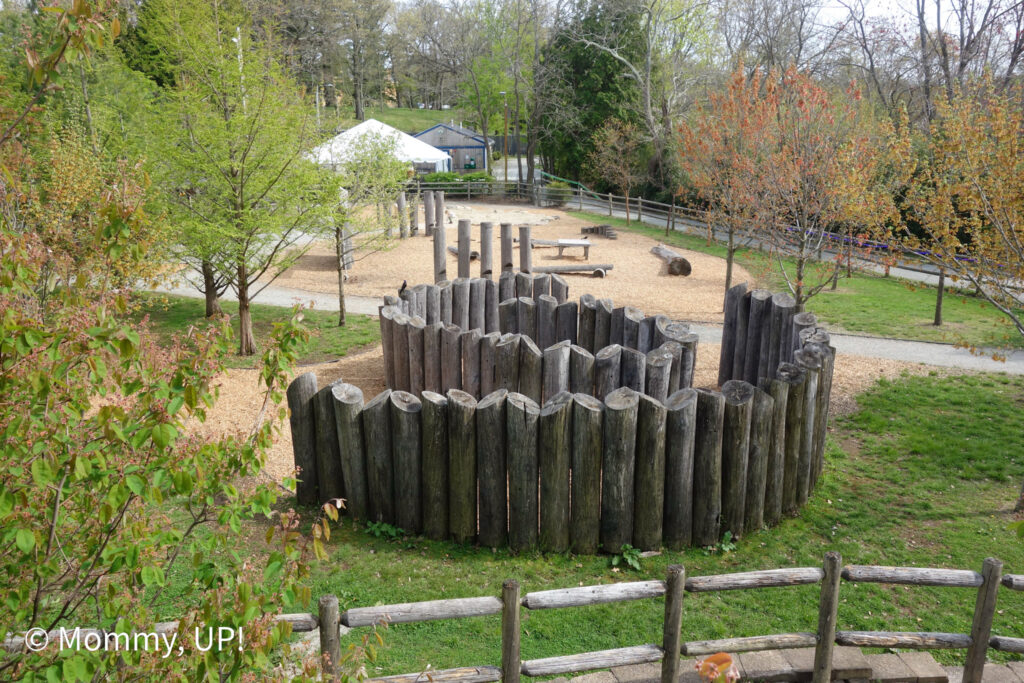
xmin=533 ymin=264 xmax=613 ymax=278
xmin=651 ymin=244 xmax=691 ymax=276
xmin=447 ymin=245 xmax=479 ymax=261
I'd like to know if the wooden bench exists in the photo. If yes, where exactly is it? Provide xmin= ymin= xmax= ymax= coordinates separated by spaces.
xmin=530 ymin=238 xmax=592 ymax=260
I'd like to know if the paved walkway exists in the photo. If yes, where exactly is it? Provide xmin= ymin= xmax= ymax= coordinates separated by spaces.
xmin=150 ymin=282 xmax=1024 ymax=375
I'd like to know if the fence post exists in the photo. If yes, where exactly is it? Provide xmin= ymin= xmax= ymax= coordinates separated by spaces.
xmin=964 ymin=557 xmax=1003 ymax=683
xmin=578 ymin=185 xmax=583 ymax=211
xmin=661 ymin=565 xmax=686 ymax=683
xmin=502 ymin=579 xmax=522 ymax=683
xmin=608 ymin=192 xmax=613 ymax=217
xmin=811 ymin=551 xmax=841 ymax=683
xmin=319 ymin=595 xmax=341 ymax=681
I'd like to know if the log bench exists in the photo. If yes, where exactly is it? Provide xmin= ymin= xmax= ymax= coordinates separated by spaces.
xmin=530 ymin=238 xmax=592 ymax=260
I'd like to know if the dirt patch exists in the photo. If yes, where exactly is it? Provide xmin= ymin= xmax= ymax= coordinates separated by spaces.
xmin=267 ymin=200 xmax=751 ymax=323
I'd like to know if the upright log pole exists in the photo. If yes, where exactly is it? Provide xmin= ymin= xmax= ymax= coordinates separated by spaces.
xmin=720 ymin=380 xmax=754 ymax=539
xmin=439 ymin=280 xmax=453 ymax=325
xmin=397 ymin=192 xmax=408 ymax=238
xmin=794 ymin=347 xmax=821 ymax=506
xmin=719 ymin=283 xmax=748 ymax=386
xmin=595 ymin=298 xmax=613 ymax=350
xmin=407 ymin=316 xmax=425 ymax=396
xmin=496 ymin=334 xmax=521 ymax=393
xmin=499 ymin=270 xmax=515 ymax=301
xmin=319 ymin=595 xmax=341 ymax=681
xmin=502 ymin=580 xmax=522 ymax=683
xmin=778 ymin=362 xmax=807 ymax=514
xmin=517 ymin=296 xmax=537 ymax=343
xmin=447 ymin=389 xmax=477 ymax=543
xmin=432 ymin=206 xmax=447 ymax=283
xmin=542 ymin=340 xmax=571 ymax=404
xmin=569 ymin=345 xmax=595 ymax=395
xmin=763 ymin=378 xmax=789 ymax=527
xmin=485 ymin=279 xmax=500 ymax=334
xmin=288 ymin=373 xmax=319 ymax=506
xmin=362 ymin=390 xmax=394 ymax=523
xmin=480 ymin=221 xmax=494 ymax=279
xmin=477 ymin=390 xmax=509 ymax=547
xmin=595 ymin=344 xmax=623 ymax=400
xmin=620 ymin=347 xmax=646 ymax=394
xmin=421 ymin=391 xmax=449 ymax=540
xmin=610 ymin=306 xmax=625 ymax=346
xmin=622 ymin=306 xmax=643 ymax=349
xmin=500 ymin=223 xmax=514 ymax=273
xmin=457 ymin=219 xmax=472 ymax=279
xmin=731 ymin=290 xmax=751 ymax=382
xmin=694 ymin=389 xmax=725 ymax=546
xmin=811 ymin=551 xmax=842 ymax=683
xmin=515 ymin=271 xmax=533 ymax=300
xmin=744 ymin=387 xmax=774 ymax=533
xmin=479 ymin=332 xmax=501 ymax=396
xmin=461 ymin=329 xmax=482 ymax=398
xmin=661 ymin=566 xmax=686 ymax=683
xmin=469 ymin=277 xmax=486 ymax=333
xmin=518 ymin=336 xmax=543 ymax=405
xmin=601 ymin=387 xmax=640 ymax=553
xmin=452 ymin=278 xmax=471 ymax=330
xmin=664 ymin=389 xmax=697 ymax=549
xmin=423 ymin=322 xmax=443 ymax=394
xmin=633 ymin=394 xmax=667 ymax=551
xmin=537 ymin=294 xmax=557 ymax=351
xmin=507 ymin=392 xmax=541 ymax=551
xmin=539 ymin=392 xmax=573 ymax=552
xmin=332 ymin=383 xmax=367 ymax=520
xmin=556 ymin=301 xmax=578 ymax=346
xmin=550 ymin=274 xmax=569 ymax=304
xmin=578 ymin=294 xmax=598 ymax=353
xmin=424 ymin=190 xmax=435 ymax=237
xmin=571 ymin=393 xmax=603 ymax=554
xmin=744 ymin=289 xmax=772 ymax=385
xmin=964 ymin=558 xmax=1003 ymax=683
xmin=645 ymin=347 xmax=673 ymax=403
xmin=390 ymin=391 xmax=423 ymax=533
xmin=519 ymin=224 xmax=532 ymax=273
xmin=315 ymin=380 xmax=346 ymax=504
xmin=435 ymin=190 xmax=446 ymax=235
xmin=379 ymin=306 xmax=396 ymax=389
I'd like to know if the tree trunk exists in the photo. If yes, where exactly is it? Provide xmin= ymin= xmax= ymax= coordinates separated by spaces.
xmin=202 ymin=260 xmax=222 ymax=318
xmin=725 ymin=231 xmax=735 ymax=292
xmin=237 ymin=264 xmax=256 ymax=356
xmin=336 ymin=223 xmax=348 ymax=326
xmin=624 ymin=194 xmax=631 ymax=226
xmin=934 ymin=269 xmax=944 ymax=327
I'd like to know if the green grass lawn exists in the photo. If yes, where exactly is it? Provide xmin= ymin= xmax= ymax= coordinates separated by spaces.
xmin=274 ymin=372 xmax=1023 ymax=676
xmin=132 ymin=293 xmax=380 ymax=368
xmin=566 ymin=211 xmax=1024 ymax=349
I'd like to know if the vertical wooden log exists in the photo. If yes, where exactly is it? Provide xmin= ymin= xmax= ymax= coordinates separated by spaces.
xmin=380 ymin=306 xmax=396 ymax=389
xmin=390 ymin=391 xmax=422 ymax=533
xmin=595 ymin=298 xmax=613 ymax=351
xmin=496 ymin=334 xmax=521 ymax=393
xmin=611 ymin=306 xmax=626 ymax=346
xmin=315 ymin=379 xmax=346 ymax=504
xmin=392 ymin=312 xmax=411 ymax=393
xmin=645 ymin=347 xmax=673 ymax=403
xmin=659 ymin=341 xmax=683 ymax=395
xmin=452 ymin=277 xmax=471 ymax=330
xmin=461 ymin=329 xmax=483 ymax=398
xmin=519 ymin=224 xmax=532 ymax=273
xmin=661 ymin=566 xmax=686 ymax=683
xmin=806 ymin=341 xmax=835 ymax=490
xmin=425 ymin=285 xmax=441 ymax=325
xmin=319 ymin=595 xmax=341 ymax=681
xmin=638 ymin=315 xmax=658 ymax=353
xmin=499 ymin=269 xmax=516 ymax=301
xmin=744 ymin=388 xmax=774 ymax=534
xmin=423 ymin=322 xmax=443 ymax=394
xmin=362 ymin=390 xmax=394 ymax=523
xmin=502 ymin=580 xmax=522 ymax=683
xmin=397 ymin=192 xmax=408 ymax=237
xmin=480 ymin=221 xmax=494 ymax=279
xmin=407 ymin=316 xmax=425 ymax=396
xmin=410 ymin=192 xmax=418 ymax=235
xmin=963 ymin=558 xmax=1003 ymax=683
xmin=620 ymin=347 xmax=646 ymax=394
xmin=542 ymin=340 xmax=571 ymax=404
xmin=537 ymin=294 xmax=557 ymax=350
xmin=664 ymin=389 xmax=698 ymax=549
xmin=601 ymin=387 xmax=639 ymax=553
xmin=719 ymin=282 xmax=748 ymax=386
xmin=413 ymin=284 xmax=428 ymax=320
xmin=447 ymin=389 xmax=477 ymax=543
xmin=498 ymin=299 xmax=517 ymax=335
xmin=516 ymin=296 xmax=537 ymax=343
xmin=556 ymin=301 xmax=579 ymax=346
xmin=479 ymin=332 xmax=501 ymax=396
xmin=633 ymin=394 xmax=667 ymax=551
xmin=720 ymin=380 xmax=754 ymax=539
xmin=518 ymin=336 xmax=543 ymax=405
xmin=470 ymin=277 xmax=486 ymax=333
xmin=811 ymin=551 xmax=842 ymax=683
xmin=694 ymin=389 xmax=725 ymax=546
xmin=539 ymin=392 xmax=573 ymax=552
xmin=550 ymin=274 xmax=569 ymax=304
xmin=421 ymin=391 xmax=449 ymax=540
xmin=578 ymin=294 xmax=597 ymax=353
xmin=743 ymin=289 xmax=772 ymax=385
xmin=731 ymin=290 xmax=751 ymax=382
xmin=771 ymin=292 xmax=796 ymax=367
xmin=793 ymin=347 xmax=821 ymax=506
xmin=623 ymin=306 xmax=644 ymax=349
xmin=571 ymin=393 xmax=603 ymax=554
xmin=432 ymin=206 xmax=447 ymax=283
xmin=778 ymin=362 xmax=807 ymax=514
xmin=485 ymin=279 xmax=500 ymax=334
xmin=435 ymin=190 xmax=446 ymax=235
xmin=424 ymin=190 xmax=435 ymax=236
xmin=507 ymin=392 xmax=541 ymax=552
xmin=763 ymin=378 xmax=789 ymax=527
xmin=595 ymin=344 xmax=623 ymax=400
xmin=441 ymin=323 xmax=462 ymax=393
xmin=533 ymin=273 xmax=551 ymax=299
xmin=515 ymin=271 xmax=533 ymax=301
xmin=477 ymin=390 xmax=508 ymax=547
xmin=288 ymin=373 xmax=319 ymax=506
xmin=758 ymin=296 xmax=775 ymax=383
xmin=500 ymin=223 xmax=514 ymax=273
xmin=439 ymin=280 xmax=453 ymax=325
xmin=569 ymin=344 xmax=595 ymax=395
xmin=457 ymin=219 xmax=472 ymax=279
xmin=792 ymin=312 xmax=817 ymax=356
xmin=332 ymin=383 xmax=367 ymax=520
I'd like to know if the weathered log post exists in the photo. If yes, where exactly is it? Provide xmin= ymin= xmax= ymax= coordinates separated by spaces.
xmin=476 ymin=390 xmax=508 ymax=547
xmin=425 ymin=284 xmax=441 ymax=325
xmin=315 ymin=379 xmax=346 ymax=504
xmin=518 ymin=336 xmax=543 ymax=405
xmin=633 ymin=394 xmax=667 ymax=551
xmin=469 ymin=277 xmax=486 ymax=333
xmin=479 ymin=332 xmax=501 ymax=396
xmin=550 ymin=274 xmax=569 ymax=304
xmin=320 ymin=594 xmax=342 ymax=680
xmin=439 ymin=280 xmax=453 ymax=325
xmin=664 ymin=389 xmax=698 ymax=549
xmin=811 ymin=551 xmax=842 ymax=683
xmin=694 ymin=389 xmax=725 ymax=546
xmin=409 ymin=192 xmax=419 ymax=235
xmin=533 ymin=273 xmax=551 ymax=299
xmin=578 ymin=294 xmax=598 ymax=353
xmin=461 ymin=329 xmax=483 ymax=398
xmin=793 ymin=347 xmax=821 ymax=506
xmin=595 ymin=344 xmax=623 ymax=400
xmin=806 ymin=339 xmax=835 ymax=488
xmin=502 ymin=579 xmax=522 ymax=683
xmin=391 ymin=312 xmax=411 ymax=393
xmin=500 ymin=223 xmax=514 ymax=273
xmin=542 ymin=340 xmax=571 ymax=404
xmin=440 ymin=323 xmax=462 ymax=393
xmin=556 ymin=301 xmax=578 ymax=346
xmin=496 ymin=334 xmax=521 ymax=393
xmin=658 ymin=341 xmax=683 ymax=395
xmin=421 ymin=391 xmax=449 ymax=540
xmin=507 ymin=392 xmax=541 ymax=552
xmin=763 ymin=377 xmax=790 ymax=527
xmin=499 ymin=269 xmax=515 ymax=301
xmin=379 ymin=305 xmax=396 ymax=389
xmin=731 ymin=290 xmax=751 ymax=382
xmin=515 ymin=271 xmax=533 ymax=300
xmin=452 ymin=277 xmax=471 ymax=330
xmin=963 ymin=557 xmax=1003 ymax=683
xmin=718 ymin=282 xmax=748 ymax=386
xmin=571 ymin=393 xmax=604 ymax=554
xmin=432 ymin=205 xmax=447 ymax=283
xmin=744 ymin=387 xmax=775 ymax=534
xmin=447 ymin=389 xmax=478 ymax=544
xmin=778 ymin=362 xmax=807 ymax=514
xmin=539 ymin=392 xmax=573 ymax=552
xmin=611 ymin=306 xmax=626 ymax=346
xmin=397 ymin=192 xmax=408 ymax=238
xmin=516 ymin=296 xmax=537 ymax=343
xmin=332 ymin=383 xmax=367 ymax=520
xmin=651 ymin=244 xmax=692 ymax=276
xmin=519 ymin=224 xmax=533 ymax=273
xmin=595 ymin=298 xmax=613 ymax=350
xmin=656 ymin=320 xmax=698 ymax=390
xmin=390 ymin=391 xmax=423 ymax=534
xmin=424 ymin=190 xmax=435 ymax=237
xmin=288 ymin=373 xmax=319 ymax=506
xmin=623 ymin=306 xmax=644 ymax=350
xmin=362 ymin=390 xmax=394 ymax=523
xmin=661 ymin=565 xmax=687 ymax=683
xmin=743 ymin=289 xmax=772 ymax=385
xmin=537 ymin=294 xmax=557 ymax=350
xmin=620 ymin=347 xmax=646 ymax=394
xmin=601 ymin=387 xmax=640 ymax=553
xmin=423 ymin=322 xmax=443 ymax=394
xmin=569 ymin=345 xmax=595 ymax=395
xmin=480 ymin=221 xmax=494 ymax=279
xmin=645 ymin=347 xmax=674 ymax=403
xmin=407 ymin=316 xmax=425 ymax=396
xmin=720 ymin=380 xmax=754 ymax=539
xmin=457 ymin=219 xmax=472 ymax=279
xmin=772 ymin=292 xmax=797 ymax=367
xmin=498 ymin=299 xmax=517 ymax=335
xmin=638 ymin=315 xmax=658 ymax=354
xmin=485 ymin=279 xmax=500 ymax=334
xmin=435 ymin=190 xmax=446 ymax=234
xmin=792 ymin=312 xmax=817 ymax=356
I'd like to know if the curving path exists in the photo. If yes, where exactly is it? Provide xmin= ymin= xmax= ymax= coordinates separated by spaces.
xmin=149 ymin=281 xmax=1024 ymax=375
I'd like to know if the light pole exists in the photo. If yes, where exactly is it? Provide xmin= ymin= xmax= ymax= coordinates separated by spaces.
xmin=500 ymin=91 xmax=508 ymax=181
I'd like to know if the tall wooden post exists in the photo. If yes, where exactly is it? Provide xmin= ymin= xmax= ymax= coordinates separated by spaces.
xmin=480 ymin=221 xmax=494 ymax=279
xmin=519 ymin=225 xmax=532 ymax=273
xmin=477 ymin=390 xmax=508 ymax=547
xmin=694 ymin=389 xmax=725 ymax=546
xmin=397 ymin=192 xmax=408 ymax=238
xmin=964 ymin=558 xmax=1003 ymax=683
xmin=539 ymin=392 xmax=573 ymax=552
xmin=421 ymin=391 xmax=449 ymax=540
xmin=288 ymin=373 xmax=319 ymax=506
xmin=447 ymin=389 xmax=478 ymax=544
xmin=319 ymin=595 xmax=341 ymax=681
xmin=500 ymin=223 xmax=514 ymax=273
xmin=600 ymin=387 xmax=639 ymax=553
xmin=571 ymin=393 xmax=603 ymax=554
xmin=507 ymin=392 xmax=541 ymax=551
xmin=424 ymin=190 xmax=435 ymax=237
xmin=811 ymin=551 xmax=841 ymax=683
xmin=720 ymin=380 xmax=754 ymax=538
xmin=502 ymin=580 xmax=522 ymax=683
xmin=432 ymin=210 xmax=447 ymax=283
xmin=661 ymin=566 xmax=686 ymax=683
xmin=390 ymin=391 xmax=423 ymax=533
xmin=664 ymin=389 xmax=697 ymax=549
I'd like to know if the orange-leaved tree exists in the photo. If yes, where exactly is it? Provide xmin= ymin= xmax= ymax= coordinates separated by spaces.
xmin=587 ymin=118 xmax=647 ymax=225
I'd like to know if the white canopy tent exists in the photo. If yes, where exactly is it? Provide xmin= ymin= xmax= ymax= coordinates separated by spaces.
xmin=309 ymin=119 xmax=451 ymax=173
